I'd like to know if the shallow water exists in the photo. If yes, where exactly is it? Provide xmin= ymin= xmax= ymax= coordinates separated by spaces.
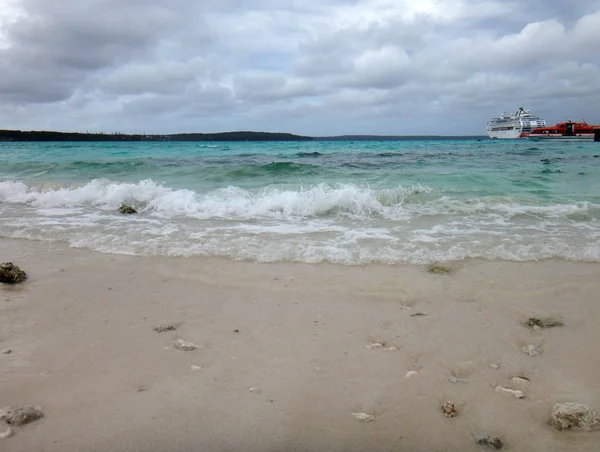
xmin=1 ymin=139 xmax=599 ymax=264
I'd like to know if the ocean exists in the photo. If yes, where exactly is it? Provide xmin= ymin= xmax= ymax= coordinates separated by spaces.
xmin=1 ymin=139 xmax=599 ymax=265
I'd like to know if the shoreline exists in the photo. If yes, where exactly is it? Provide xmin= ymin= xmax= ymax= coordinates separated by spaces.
xmin=2 ymin=237 xmax=600 ymax=451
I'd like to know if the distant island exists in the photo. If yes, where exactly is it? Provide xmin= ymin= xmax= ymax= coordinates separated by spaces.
xmin=0 ymin=129 xmax=488 ymax=142
xmin=0 ymin=130 xmax=313 ymax=142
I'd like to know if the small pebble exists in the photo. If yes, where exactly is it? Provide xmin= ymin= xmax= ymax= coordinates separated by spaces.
xmin=449 ymin=376 xmax=469 ymax=384
xmin=248 ymin=387 xmax=262 ymax=394
xmin=521 ymin=344 xmax=542 ymax=357
xmin=0 ymin=427 xmax=13 ymax=439
xmin=405 ymin=370 xmax=418 ymax=379
xmin=368 ymin=342 xmax=397 ymax=351
xmin=489 ymin=363 xmax=500 ymax=369
xmin=191 ymin=365 xmax=202 ymax=371
xmin=153 ymin=323 xmax=179 ymax=333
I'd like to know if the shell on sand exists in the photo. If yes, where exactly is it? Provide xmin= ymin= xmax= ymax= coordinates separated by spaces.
xmin=351 ymin=412 xmax=375 ymax=422
xmin=174 ymin=339 xmax=197 ymax=351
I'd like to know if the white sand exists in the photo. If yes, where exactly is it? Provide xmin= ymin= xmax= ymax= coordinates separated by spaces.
xmin=1 ymin=237 xmax=600 ymax=451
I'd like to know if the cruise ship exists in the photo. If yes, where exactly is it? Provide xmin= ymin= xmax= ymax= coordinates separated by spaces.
xmin=486 ymin=107 xmax=546 ymax=139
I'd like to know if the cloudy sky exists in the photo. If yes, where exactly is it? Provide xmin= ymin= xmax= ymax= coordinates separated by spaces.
xmin=1 ymin=0 xmax=600 ymax=136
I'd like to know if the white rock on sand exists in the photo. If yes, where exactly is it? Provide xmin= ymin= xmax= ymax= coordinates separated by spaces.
xmin=509 ymin=377 xmax=530 ymax=391
xmin=351 ymin=412 xmax=375 ymax=422
xmin=521 ymin=344 xmax=542 ymax=357
xmin=173 ymin=339 xmax=197 ymax=351
xmin=495 ymin=386 xmax=525 ymax=399
xmin=449 ymin=376 xmax=468 ymax=384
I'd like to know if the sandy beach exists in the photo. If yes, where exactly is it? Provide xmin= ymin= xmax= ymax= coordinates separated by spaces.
xmin=1 ymin=237 xmax=600 ymax=451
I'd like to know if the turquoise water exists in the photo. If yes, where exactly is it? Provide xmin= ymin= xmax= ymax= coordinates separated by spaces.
xmin=1 ymin=140 xmax=600 ymax=264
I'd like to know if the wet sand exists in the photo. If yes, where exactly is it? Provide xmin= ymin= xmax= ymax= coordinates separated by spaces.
xmin=1 ymin=237 xmax=600 ymax=451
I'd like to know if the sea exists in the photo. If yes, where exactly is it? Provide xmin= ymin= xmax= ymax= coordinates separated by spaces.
xmin=1 ymin=139 xmax=600 ymax=265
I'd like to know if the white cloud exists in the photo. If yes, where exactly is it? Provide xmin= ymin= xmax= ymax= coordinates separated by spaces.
xmin=1 ymin=0 xmax=600 ymax=135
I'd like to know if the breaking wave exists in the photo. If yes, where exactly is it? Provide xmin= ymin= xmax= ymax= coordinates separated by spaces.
xmin=1 ymin=179 xmax=600 ymax=264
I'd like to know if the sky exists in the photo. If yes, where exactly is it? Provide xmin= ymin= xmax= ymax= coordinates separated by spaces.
xmin=1 ymin=0 xmax=600 ymax=136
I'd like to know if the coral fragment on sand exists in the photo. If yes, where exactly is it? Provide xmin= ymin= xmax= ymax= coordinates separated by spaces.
xmin=153 ymin=323 xmax=179 ymax=333
xmin=550 ymin=403 xmax=600 ymax=431
xmin=441 ymin=401 xmax=457 ymax=417
xmin=428 ymin=264 xmax=452 ymax=274
xmin=0 ymin=263 xmax=27 ymax=284
xmin=525 ymin=317 xmax=563 ymax=329
xmin=0 ymin=405 xmax=44 ymax=426
xmin=476 ymin=434 xmax=503 ymax=449
xmin=410 ymin=312 xmax=428 ymax=317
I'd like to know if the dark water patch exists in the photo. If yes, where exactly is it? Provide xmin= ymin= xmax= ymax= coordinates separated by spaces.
xmin=71 ymin=160 xmax=146 ymax=167
xmin=540 ymin=168 xmax=563 ymax=174
xmin=507 ymin=149 xmax=542 ymax=156
xmin=340 ymin=162 xmax=388 ymax=170
xmin=217 ymin=161 xmax=324 ymax=180
xmin=145 ymin=157 xmax=200 ymax=167
xmin=201 ymin=158 xmax=238 ymax=165
xmin=295 ymin=152 xmax=323 ymax=158
xmin=263 ymin=161 xmax=319 ymax=174
xmin=375 ymin=152 xmax=405 ymax=157
xmin=540 ymin=158 xmax=563 ymax=164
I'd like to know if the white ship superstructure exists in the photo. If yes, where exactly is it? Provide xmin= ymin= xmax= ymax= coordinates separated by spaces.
xmin=486 ymin=107 xmax=546 ymax=139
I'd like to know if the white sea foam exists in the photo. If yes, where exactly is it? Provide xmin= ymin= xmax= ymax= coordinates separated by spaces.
xmin=1 ymin=179 xmax=600 ymax=264
xmin=0 ymin=179 xmax=426 ymax=219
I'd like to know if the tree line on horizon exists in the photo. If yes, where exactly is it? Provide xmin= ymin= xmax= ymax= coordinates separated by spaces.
xmin=0 ymin=130 xmax=314 ymax=142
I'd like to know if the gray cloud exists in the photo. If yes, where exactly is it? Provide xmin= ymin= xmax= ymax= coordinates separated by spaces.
xmin=1 ymin=0 xmax=600 ymax=135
